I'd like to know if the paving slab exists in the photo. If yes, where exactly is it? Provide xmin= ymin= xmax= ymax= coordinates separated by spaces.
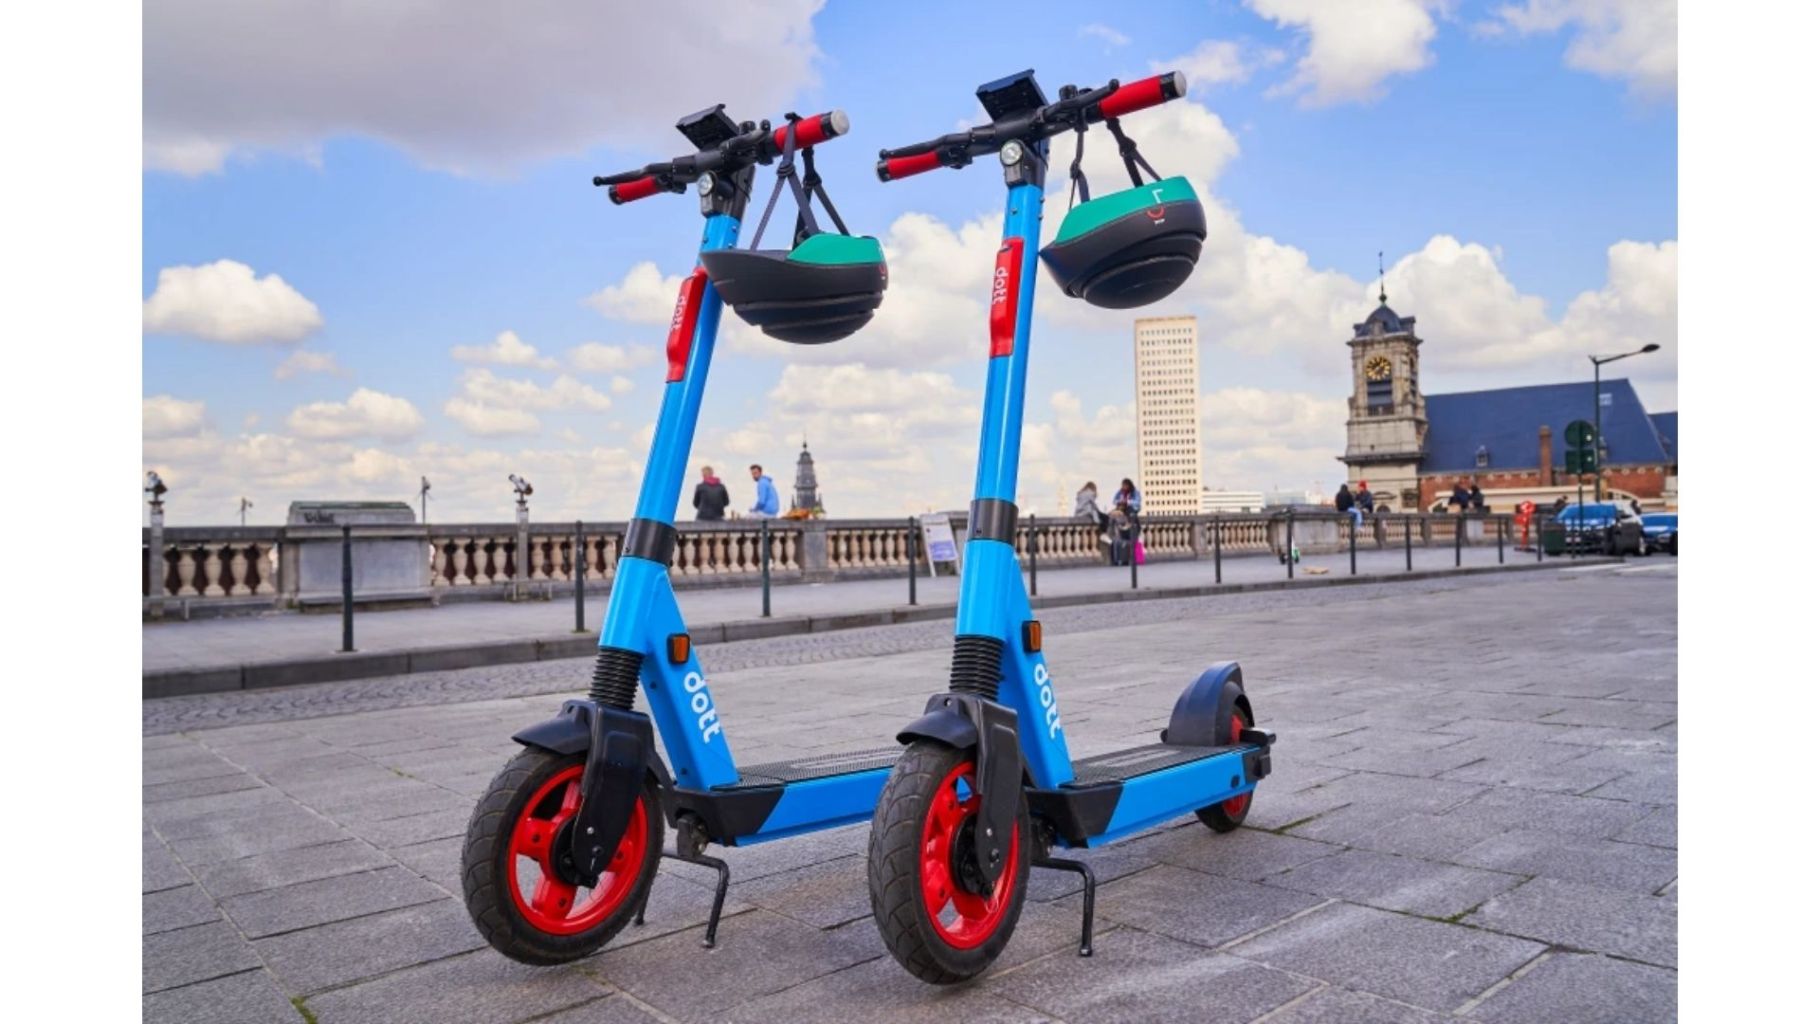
xmin=1140 ymin=825 xmax=1343 ymax=883
xmin=255 ymin=898 xmax=486 ymax=995
xmin=1453 ymin=829 xmax=1678 ymax=895
xmin=721 ymin=956 xmax=1054 ymax=1024
xmin=191 ymin=838 xmax=395 ymax=898
xmin=144 ymin=884 xmax=222 ymax=934
xmin=1265 ymin=848 xmax=1525 ymax=919
xmin=143 ymin=920 xmax=263 ymax=994
xmin=1227 ymin=902 xmax=1545 ymax=1013
xmin=220 ymin=865 xmax=447 ymax=938
xmin=1466 ymin=951 xmax=1677 ymax=1023
xmin=1261 ymin=986 xmax=1456 ymax=1023
xmin=301 ymin=949 xmax=610 ymax=1024
xmin=1098 ymin=863 xmax=1325 ymax=948
xmin=1464 ymin=877 xmax=1677 ymax=967
xmin=985 ymin=928 xmax=1315 ymax=1023
xmin=142 ymin=970 xmax=298 ymax=1024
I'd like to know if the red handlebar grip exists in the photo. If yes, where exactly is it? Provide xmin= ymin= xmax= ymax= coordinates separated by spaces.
xmin=608 ymin=176 xmax=662 ymax=205
xmin=774 ymin=110 xmax=850 ymax=151
xmin=879 ymin=150 xmax=942 ymax=182
xmin=1099 ymin=71 xmax=1187 ymax=119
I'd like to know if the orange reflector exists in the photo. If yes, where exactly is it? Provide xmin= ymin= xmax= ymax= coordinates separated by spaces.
xmin=1022 ymin=620 xmax=1042 ymax=653
xmin=667 ymin=633 xmax=691 ymax=664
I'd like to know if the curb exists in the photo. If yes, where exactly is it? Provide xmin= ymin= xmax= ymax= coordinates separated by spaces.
xmin=143 ymin=557 xmax=1621 ymax=699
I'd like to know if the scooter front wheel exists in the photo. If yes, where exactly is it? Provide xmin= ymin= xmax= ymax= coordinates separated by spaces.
xmin=462 ymin=748 xmax=663 ymax=965
xmin=867 ymin=741 xmax=1031 ymax=984
xmin=1195 ymin=706 xmax=1256 ymax=833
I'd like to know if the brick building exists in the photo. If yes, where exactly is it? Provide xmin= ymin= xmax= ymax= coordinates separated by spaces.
xmin=1340 ymin=294 xmax=1677 ymax=512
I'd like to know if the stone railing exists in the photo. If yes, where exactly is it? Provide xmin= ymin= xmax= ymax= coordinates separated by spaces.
xmin=144 ymin=511 xmax=1520 ymax=615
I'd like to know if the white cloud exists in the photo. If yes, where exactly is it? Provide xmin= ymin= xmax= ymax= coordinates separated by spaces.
xmin=286 ymin=388 xmax=424 ymax=441
xmin=610 ymin=376 xmax=636 ymax=395
xmin=274 ymin=349 xmax=347 ymax=380
xmin=1247 ymin=0 xmax=1443 ymax=105
xmin=143 ymin=259 xmax=323 ymax=345
xmin=1079 ymin=23 xmax=1130 ymax=48
xmin=144 ymin=0 xmax=826 ymax=175
xmin=567 ymin=342 xmax=656 ymax=374
xmin=451 ymin=330 xmax=558 ymax=369
xmin=585 ymin=262 xmax=683 ymax=324
xmin=442 ymin=368 xmax=616 ymax=436
xmin=144 ymin=395 xmax=207 ymax=439
xmin=1486 ymin=0 xmax=1675 ymax=96
xmin=1155 ymin=40 xmax=1268 ymax=90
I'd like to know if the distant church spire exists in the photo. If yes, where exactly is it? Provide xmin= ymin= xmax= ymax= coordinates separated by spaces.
xmin=1377 ymin=250 xmax=1387 ymax=306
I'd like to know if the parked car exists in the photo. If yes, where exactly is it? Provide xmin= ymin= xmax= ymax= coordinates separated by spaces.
xmin=1640 ymin=512 xmax=1678 ymax=555
xmin=1555 ymin=501 xmax=1648 ymax=556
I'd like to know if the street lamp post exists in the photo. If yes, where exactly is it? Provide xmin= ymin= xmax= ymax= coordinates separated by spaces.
xmin=1588 ymin=344 xmax=1660 ymax=501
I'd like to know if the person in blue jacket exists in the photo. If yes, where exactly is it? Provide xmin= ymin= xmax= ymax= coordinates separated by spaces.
xmin=748 ymin=463 xmax=780 ymax=518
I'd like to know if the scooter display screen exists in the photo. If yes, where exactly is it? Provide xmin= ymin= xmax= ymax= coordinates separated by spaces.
xmin=676 ymin=105 xmax=741 ymax=150
xmin=976 ymin=69 xmax=1048 ymax=120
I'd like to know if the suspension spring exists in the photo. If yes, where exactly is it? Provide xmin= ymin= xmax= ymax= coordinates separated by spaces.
xmin=588 ymin=647 xmax=644 ymax=709
xmin=947 ymin=634 xmax=1005 ymax=699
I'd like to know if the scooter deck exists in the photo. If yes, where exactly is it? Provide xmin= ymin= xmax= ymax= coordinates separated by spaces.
xmin=719 ymin=746 xmax=902 ymax=789
xmin=1066 ymin=742 xmax=1241 ymax=786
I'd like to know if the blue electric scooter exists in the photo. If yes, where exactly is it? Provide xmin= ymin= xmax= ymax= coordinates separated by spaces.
xmin=461 ymin=103 xmax=900 ymax=965
xmin=865 ymin=69 xmax=1278 ymax=983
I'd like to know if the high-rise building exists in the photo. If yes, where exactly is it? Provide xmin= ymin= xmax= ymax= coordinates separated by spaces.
xmin=1134 ymin=316 xmax=1204 ymax=515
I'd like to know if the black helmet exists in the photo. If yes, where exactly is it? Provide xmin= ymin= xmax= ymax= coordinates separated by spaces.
xmin=700 ymin=116 xmax=887 ymax=344
xmin=1038 ymin=119 xmax=1205 ymax=309
xmin=699 ymin=235 xmax=887 ymax=344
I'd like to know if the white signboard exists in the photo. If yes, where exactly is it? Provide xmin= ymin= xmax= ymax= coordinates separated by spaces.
xmin=919 ymin=513 xmax=962 ymax=577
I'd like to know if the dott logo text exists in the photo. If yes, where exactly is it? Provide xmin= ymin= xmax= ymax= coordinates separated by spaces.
xmin=682 ymin=671 xmax=723 ymax=742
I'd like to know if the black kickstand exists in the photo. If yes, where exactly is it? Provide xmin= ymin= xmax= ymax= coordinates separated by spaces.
xmin=1032 ymin=856 xmax=1096 ymax=956
xmin=660 ymin=849 xmax=732 ymax=948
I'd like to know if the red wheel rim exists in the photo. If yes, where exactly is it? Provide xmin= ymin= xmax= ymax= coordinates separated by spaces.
xmin=506 ymin=764 xmax=647 ymax=936
xmin=919 ymin=760 xmax=1019 ymax=950
xmin=1221 ymin=713 xmax=1252 ymax=818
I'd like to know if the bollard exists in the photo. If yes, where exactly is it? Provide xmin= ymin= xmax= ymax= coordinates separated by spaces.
xmin=760 ymin=519 xmax=772 ymax=618
xmin=1129 ymin=518 xmax=1139 ymax=591
xmin=1404 ymin=515 xmax=1413 ymax=572
xmin=340 ymin=524 xmax=355 ymax=653
xmin=1349 ymin=516 xmax=1357 ymax=575
xmin=907 ymin=516 xmax=918 ymax=606
xmin=574 ymin=520 xmax=587 ymax=633
xmin=1497 ymin=515 xmax=1506 ymax=564
xmin=1212 ymin=516 xmax=1222 ymax=584
xmin=1455 ymin=513 xmax=1463 ymax=568
xmin=1286 ymin=511 xmax=1295 ymax=580
xmin=1538 ymin=517 xmax=1545 ymax=563
xmin=1027 ymin=513 xmax=1039 ymax=596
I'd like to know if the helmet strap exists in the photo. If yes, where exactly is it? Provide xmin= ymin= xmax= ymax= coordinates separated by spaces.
xmin=1104 ymin=117 xmax=1162 ymax=188
xmin=1066 ymin=124 xmax=1091 ymax=209
xmin=750 ymin=116 xmax=852 ymax=250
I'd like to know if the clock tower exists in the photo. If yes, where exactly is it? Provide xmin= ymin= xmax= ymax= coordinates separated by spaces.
xmin=1341 ymin=285 xmax=1427 ymax=511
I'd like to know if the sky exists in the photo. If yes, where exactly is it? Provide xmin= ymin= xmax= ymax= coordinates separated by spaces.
xmin=142 ymin=0 xmax=1677 ymax=525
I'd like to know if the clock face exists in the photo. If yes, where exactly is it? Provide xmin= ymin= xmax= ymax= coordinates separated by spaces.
xmin=1365 ymin=355 xmax=1393 ymax=382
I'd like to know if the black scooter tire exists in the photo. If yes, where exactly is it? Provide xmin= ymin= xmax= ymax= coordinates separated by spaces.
xmin=462 ymin=748 xmax=663 ymax=965
xmin=867 ymin=741 xmax=1031 ymax=985
xmin=1195 ymin=703 xmax=1256 ymax=833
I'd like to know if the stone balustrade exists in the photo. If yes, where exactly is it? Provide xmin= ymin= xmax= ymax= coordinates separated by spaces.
xmin=143 ymin=511 xmax=1519 ymax=615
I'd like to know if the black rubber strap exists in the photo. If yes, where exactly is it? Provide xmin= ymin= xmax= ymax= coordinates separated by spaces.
xmin=801 ymin=147 xmax=850 ymax=236
xmin=622 ymin=518 xmax=677 ymax=565
xmin=1104 ymin=118 xmax=1161 ymax=188
xmin=968 ymin=499 xmax=1020 ymax=544
xmin=1066 ymin=125 xmax=1090 ymax=209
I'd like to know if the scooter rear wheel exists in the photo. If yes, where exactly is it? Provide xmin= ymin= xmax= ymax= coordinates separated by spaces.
xmin=1195 ymin=707 xmax=1255 ymax=833
xmin=462 ymin=748 xmax=663 ymax=965
xmin=867 ymin=741 xmax=1031 ymax=984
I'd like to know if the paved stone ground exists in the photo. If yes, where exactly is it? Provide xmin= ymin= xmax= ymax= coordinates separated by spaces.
xmin=143 ymin=561 xmax=1676 ymax=1023
xmin=145 ymin=543 xmax=1526 ymax=674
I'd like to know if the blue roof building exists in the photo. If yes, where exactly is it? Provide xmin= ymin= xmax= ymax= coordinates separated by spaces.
xmin=1422 ymin=379 xmax=1668 ymax=475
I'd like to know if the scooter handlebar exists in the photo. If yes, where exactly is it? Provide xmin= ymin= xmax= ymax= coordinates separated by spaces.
xmin=773 ymin=110 xmax=850 ymax=151
xmin=876 ymin=70 xmax=1187 ymax=183
xmin=1097 ymin=71 xmax=1186 ymax=119
xmin=605 ymin=175 xmax=664 ymax=204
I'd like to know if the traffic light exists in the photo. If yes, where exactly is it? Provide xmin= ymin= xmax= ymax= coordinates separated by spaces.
xmin=1564 ymin=419 xmax=1598 ymax=475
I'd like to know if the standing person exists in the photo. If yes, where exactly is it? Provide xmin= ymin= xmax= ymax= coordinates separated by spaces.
xmin=1469 ymin=482 xmax=1486 ymax=513
xmin=1109 ymin=478 xmax=1142 ymax=566
xmin=1449 ymin=480 xmax=1471 ymax=512
xmin=748 ymin=464 xmax=779 ymax=518
xmin=1335 ymin=482 xmax=1358 ymax=527
xmin=692 ymin=466 xmax=730 ymax=521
